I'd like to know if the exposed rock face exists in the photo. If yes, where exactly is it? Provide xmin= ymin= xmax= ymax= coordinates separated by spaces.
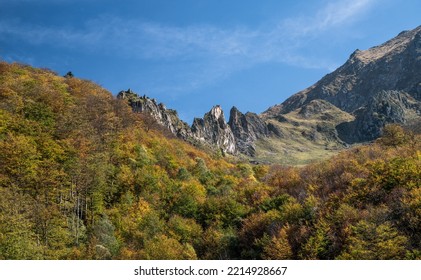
xmin=336 ymin=90 xmax=420 ymax=143
xmin=117 ymin=89 xmax=192 ymax=139
xmin=228 ymin=107 xmax=268 ymax=156
xmin=118 ymin=90 xmax=240 ymax=154
xmin=119 ymin=26 xmax=421 ymax=161
xmin=191 ymin=106 xmax=237 ymax=154
xmin=263 ymin=25 xmax=421 ymax=143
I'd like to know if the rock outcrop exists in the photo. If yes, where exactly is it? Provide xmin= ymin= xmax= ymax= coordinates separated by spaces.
xmin=336 ymin=90 xmax=420 ymax=143
xmin=118 ymin=90 xmax=240 ymax=154
xmin=117 ymin=89 xmax=192 ymax=139
xmin=228 ymin=107 xmax=268 ymax=156
xmin=191 ymin=106 xmax=237 ymax=154
xmin=118 ymin=90 xmax=268 ymax=155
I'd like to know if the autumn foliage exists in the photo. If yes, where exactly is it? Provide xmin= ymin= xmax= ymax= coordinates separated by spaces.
xmin=0 ymin=62 xmax=420 ymax=259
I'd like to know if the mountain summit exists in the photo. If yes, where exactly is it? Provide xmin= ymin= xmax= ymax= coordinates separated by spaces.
xmin=264 ymin=25 xmax=421 ymax=143
xmin=120 ymin=25 xmax=421 ymax=164
xmin=117 ymin=90 xmax=268 ymax=156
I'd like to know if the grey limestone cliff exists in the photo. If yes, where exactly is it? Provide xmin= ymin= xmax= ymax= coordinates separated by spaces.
xmin=117 ymin=89 xmax=192 ymax=139
xmin=118 ymin=90 xmax=269 ymax=155
xmin=191 ymin=105 xmax=237 ymax=154
xmin=118 ymin=90 xmax=241 ymax=154
xmin=228 ymin=107 xmax=268 ymax=156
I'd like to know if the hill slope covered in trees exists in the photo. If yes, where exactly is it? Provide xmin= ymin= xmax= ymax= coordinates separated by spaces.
xmin=0 ymin=62 xmax=420 ymax=259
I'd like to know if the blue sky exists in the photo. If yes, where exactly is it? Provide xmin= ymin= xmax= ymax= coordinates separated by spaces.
xmin=1 ymin=0 xmax=420 ymax=124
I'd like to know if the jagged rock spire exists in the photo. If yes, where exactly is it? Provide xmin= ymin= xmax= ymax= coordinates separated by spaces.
xmin=192 ymin=105 xmax=237 ymax=154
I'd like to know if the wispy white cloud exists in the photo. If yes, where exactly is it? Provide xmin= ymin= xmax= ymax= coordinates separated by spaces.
xmin=323 ymin=0 xmax=376 ymax=26
xmin=0 ymin=0 xmax=377 ymax=93
xmin=283 ymin=0 xmax=377 ymax=37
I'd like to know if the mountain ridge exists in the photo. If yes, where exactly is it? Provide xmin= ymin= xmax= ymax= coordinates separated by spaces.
xmin=118 ymin=25 xmax=421 ymax=164
xmin=117 ymin=89 xmax=266 ymax=156
xmin=262 ymin=26 xmax=421 ymax=117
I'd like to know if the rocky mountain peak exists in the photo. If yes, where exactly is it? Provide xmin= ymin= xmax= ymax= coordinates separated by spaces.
xmin=119 ymin=90 xmax=240 ymax=155
xmin=192 ymin=106 xmax=237 ymax=154
xmin=228 ymin=106 xmax=268 ymax=156
xmin=118 ymin=26 xmax=421 ymax=161
xmin=353 ymin=25 xmax=421 ymax=64
xmin=210 ymin=105 xmax=223 ymax=121
xmin=263 ymin=24 xmax=421 ymax=144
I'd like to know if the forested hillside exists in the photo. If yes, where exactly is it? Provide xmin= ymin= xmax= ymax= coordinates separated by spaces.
xmin=0 ymin=62 xmax=420 ymax=259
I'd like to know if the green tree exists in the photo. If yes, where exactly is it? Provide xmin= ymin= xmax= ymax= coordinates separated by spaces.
xmin=263 ymin=226 xmax=293 ymax=259
xmin=0 ymin=187 xmax=41 ymax=259
xmin=377 ymin=124 xmax=410 ymax=147
xmin=338 ymin=221 xmax=408 ymax=259
xmin=141 ymin=234 xmax=197 ymax=260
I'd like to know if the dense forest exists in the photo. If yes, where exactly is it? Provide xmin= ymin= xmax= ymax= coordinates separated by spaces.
xmin=0 ymin=62 xmax=420 ymax=259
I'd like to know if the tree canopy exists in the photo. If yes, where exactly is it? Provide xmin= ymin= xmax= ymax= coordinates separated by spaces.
xmin=0 ymin=61 xmax=420 ymax=259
